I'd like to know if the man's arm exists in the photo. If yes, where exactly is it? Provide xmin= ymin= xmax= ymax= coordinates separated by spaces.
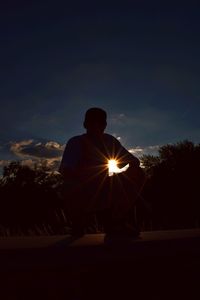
xmin=113 ymin=138 xmax=146 ymax=191
xmin=113 ymin=138 xmax=140 ymax=168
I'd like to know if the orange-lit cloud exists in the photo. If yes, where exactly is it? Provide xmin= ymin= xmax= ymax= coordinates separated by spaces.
xmin=7 ymin=140 xmax=65 ymax=171
xmin=10 ymin=140 xmax=64 ymax=159
xmin=0 ymin=160 xmax=11 ymax=167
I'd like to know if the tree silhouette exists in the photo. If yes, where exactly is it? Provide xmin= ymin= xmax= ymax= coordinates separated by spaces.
xmin=141 ymin=140 xmax=200 ymax=229
xmin=0 ymin=161 xmax=66 ymax=235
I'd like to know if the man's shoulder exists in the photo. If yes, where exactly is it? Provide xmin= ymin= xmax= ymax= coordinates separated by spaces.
xmin=103 ymin=133 xmax=120 ymax=143
xmin=103 ymin=133 xmax=115 ymax=139
xmin=67 ymin=134 xmax=85 ymax=144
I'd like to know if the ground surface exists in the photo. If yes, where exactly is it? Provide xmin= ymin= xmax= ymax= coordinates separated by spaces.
xmin=0 ymin=229 xmax=200 ymax=299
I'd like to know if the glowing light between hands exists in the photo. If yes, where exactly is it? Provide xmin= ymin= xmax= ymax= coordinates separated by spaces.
xmin=108 ymin=159 xmax=129 ymax=176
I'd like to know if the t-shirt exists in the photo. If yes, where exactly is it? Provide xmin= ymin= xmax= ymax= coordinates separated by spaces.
xmin=59 ymin=133 xmax=139 ymax=174
xmin=59 ymin=133 xmax=142 ymax=214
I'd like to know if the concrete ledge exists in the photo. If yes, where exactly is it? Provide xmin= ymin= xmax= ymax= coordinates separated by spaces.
xmin=0 ymin=230 xmax=200 ymax=299
xmin=0 ymin=229 xmax=200 ymax=249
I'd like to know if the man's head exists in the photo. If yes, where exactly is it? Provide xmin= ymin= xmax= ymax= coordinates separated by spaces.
xmin=84 ymin=107 xmax=107 ymax=136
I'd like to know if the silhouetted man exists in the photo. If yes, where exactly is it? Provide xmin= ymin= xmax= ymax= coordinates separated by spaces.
xmin=59 ymin=108 xmax=145 ymax=238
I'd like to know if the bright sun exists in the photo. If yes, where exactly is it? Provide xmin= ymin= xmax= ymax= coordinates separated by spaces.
xmin=108 ymin=159 xmax=129 ymax=176
xmin=108 ymin=159 xmax=119 ymax=173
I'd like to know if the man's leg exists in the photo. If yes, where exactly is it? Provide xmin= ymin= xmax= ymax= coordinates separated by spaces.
xmin=106 ymin=173 xmax=141 ymax=237
xmin=95 ymin=209 xmax=112 ymax=233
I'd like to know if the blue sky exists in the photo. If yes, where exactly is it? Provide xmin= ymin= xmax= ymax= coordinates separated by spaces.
xmin=0 ymin=1 xmax=200 ymax=170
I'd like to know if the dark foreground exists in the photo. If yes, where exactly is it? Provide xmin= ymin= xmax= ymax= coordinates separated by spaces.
xmin=0 ymin=230 xmax=200 ymax=300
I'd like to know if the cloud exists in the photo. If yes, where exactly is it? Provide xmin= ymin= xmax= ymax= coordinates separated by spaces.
xmin=10 ymin=140 xmax=64 ymax=159
xmin=10 ymin=140 xmax=34 ymax=158
xmin=108 ymin=108 xmax=185 ymax=147
xmin=129 ymin=145 xmax=160 ymax=157
xmin=110 ymin=109 xmax=171 ymax=131
xmin=0 ymin=160 xmax=11 ymax=167
xmin=5 ymin=139 xmax=66 ymax=172
xmin=110 ymin=113 xmax=127 ymax=127
xmin=21 ymin=158 xmax=61 ymax=171
xmin=128 ymin=147 xmax=144 ymax=156
xmin=112 ymin=133 xmax=122 ymax=141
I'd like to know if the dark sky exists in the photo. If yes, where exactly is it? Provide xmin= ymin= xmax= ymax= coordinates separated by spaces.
xmin=0 ymin=1 xmax=200 ymax=166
